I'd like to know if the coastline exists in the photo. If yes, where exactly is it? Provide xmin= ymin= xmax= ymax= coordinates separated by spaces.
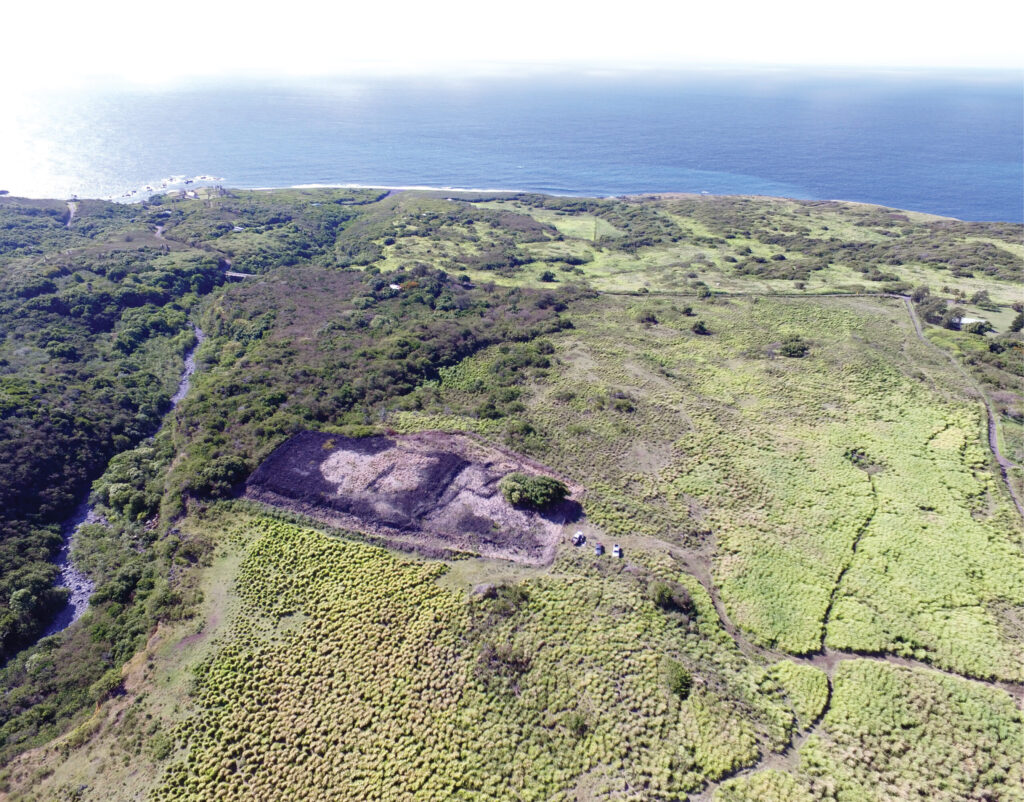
xmin=43 ymin=183 xmax=973 ymax=223
xmin=6 ymin=181 xmax=1006 ymax=224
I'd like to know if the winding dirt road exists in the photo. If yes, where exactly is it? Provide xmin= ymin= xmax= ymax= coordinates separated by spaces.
xmin=899 ymin=296 xmax=1023 ymax=518
xmin=671 ymin=541 xmax=1024 ymax=800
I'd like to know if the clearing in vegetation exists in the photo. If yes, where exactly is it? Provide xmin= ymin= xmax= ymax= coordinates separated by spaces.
xmin=245 ymin=430 xmax=581 ymax=565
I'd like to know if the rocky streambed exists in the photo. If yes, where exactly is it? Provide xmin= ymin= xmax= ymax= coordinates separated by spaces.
xmin=42 ymin=326 xmax=205 ymax=637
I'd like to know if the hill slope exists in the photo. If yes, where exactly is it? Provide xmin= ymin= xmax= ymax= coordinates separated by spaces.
xmin=0 ymin=189 xmax=1021 ymax=801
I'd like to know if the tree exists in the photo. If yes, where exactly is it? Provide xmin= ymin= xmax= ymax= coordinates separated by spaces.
xmin=499 ymin=473 xmax=569 ymax=510
xmin=969 ymin=289 xmax=994 ymax=308
xmin=89 ymin=669 xmax=124 ymax=703
xmin=539 ymin=270 xmax=556 ymax=282
xmin=911 ymin=285 xmax=931 ymax=303
xmin=692 ymin=320 xmax=709 ymax=335
xmin=918 ymin=297 xmax=948 ymax=324
xmin=942 ymin=307 xmax=965 ymax=330
xmin=188 ymin=455 xmax=249 ymax=498
xmin=1009 ymin=311 xmax=1024 ymax=333
xmin=8 ymin=588 xmax=34 ymax=619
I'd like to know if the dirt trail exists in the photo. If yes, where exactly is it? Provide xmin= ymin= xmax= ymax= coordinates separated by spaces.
xmin=818 ymin=476 xmax=877 ymax=650
xmin=664 ymin=539 xmax=1024 ymax=800
xmin=65 ymin=201 xmax=76 ymax=228
xmin=616 ymin=290 xmax=1024 ymax=797
xmin=692 ymin=681 xmax=831 ymax=802
xmin=668 ymin=544 xmax=1024 ymax=695
xmin=899 ymin=296 xmax=1024 ymax=518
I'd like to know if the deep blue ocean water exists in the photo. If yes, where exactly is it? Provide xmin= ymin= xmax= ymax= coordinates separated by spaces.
xmin=4 ymin=71 xmax=1022 ymax=221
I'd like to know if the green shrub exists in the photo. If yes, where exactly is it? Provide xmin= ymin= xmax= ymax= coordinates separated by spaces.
xmin=89 ymin=669 xmax=124 ymax=703
xmin=779 ymin=336 xmax=809 ymax=358
xmin=650 ymin=581 xmax=695 ymax=615
xmin=499 ymin=473 xmax=569 ymax=510
xmin=564 ymin=710 xmax=589 ymax=737
xmin=663 ymin=658 xmax=693 ymax=699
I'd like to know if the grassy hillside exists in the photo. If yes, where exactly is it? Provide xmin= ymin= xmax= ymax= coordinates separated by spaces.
xmin=0 ymin=189 xmax=1021 ymax=800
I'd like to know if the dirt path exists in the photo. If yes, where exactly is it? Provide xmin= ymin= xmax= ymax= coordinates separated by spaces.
xmin=65 ymin=201 xmax=76 ymax=228
xmin=663 ymin=538 xmax=1024 ymax=800
xmin=667 ymin=544 xmax=1024 ymax=697
xmin=818 ymin=476 xmax=877 ymax=649
xmin=671 ymin=536 xmax=1024 ymax=798
xmin=898 ymin=296 xmax=1024 ymax=518
xmin=692 ymin=683 xmax=831 ymax=802
xmin=610 ymin=290 xmax=1024 ymax=797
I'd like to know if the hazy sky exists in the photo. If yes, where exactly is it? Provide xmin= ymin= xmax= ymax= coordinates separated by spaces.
xmin=4 ymin=0 xmax=1023 ymax=89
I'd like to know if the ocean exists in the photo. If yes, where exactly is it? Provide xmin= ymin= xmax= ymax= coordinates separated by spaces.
xmin=3 ymin=70 xmax=1022 ymax=222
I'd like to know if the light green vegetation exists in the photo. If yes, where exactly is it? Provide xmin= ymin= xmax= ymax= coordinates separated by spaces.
xmin=926 ymin=323 xmax=1024 ymax=470
xmin=475 ymin=201 xmax=624 ymax=240
xmin=766 ymin=661 xmax=830 ymax=729
xmin=148 ymin=515 xmax=812 ymax=801
xmin=799 ymin=661 xmax=1024 ymax=801
xmin=714 ymin=769 xmax=817 ymax=802
xmin=396 ymin=293 xmax=1024 ymax=676
xmin=448 ymin=194 xmax=1023 ymax=302
xmin=715 ymin=660 xmax=1024 ymax=801
xmin=825 ymin=407 xmax=1024 ymax=679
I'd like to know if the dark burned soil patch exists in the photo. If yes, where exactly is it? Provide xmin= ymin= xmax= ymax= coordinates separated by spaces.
xmin=245 ymin=431 xmax=582 ymax=565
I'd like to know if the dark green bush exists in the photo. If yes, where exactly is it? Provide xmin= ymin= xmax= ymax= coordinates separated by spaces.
xmin=499 ymin=473 xmax=569 ymax=510
xmin=663 ymin=658 xmax=693 ymax=699
xmin=779 ymin=336 xmax=810 ymax=358
xmin=650 ymin=581 xmax=694 ymax=615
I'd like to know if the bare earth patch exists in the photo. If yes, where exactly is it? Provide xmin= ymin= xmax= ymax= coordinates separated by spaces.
xmin=244 ymin=431 xmax=582 ymax=565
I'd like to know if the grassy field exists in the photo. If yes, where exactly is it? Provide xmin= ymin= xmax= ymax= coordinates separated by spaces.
xmin=393 ymin=293 xmax=1024 ymax=679
xmin=715 ymin=660 xmax=1024 ymax=801
xmin=140 ymin=513 xmax=808 ymax=801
